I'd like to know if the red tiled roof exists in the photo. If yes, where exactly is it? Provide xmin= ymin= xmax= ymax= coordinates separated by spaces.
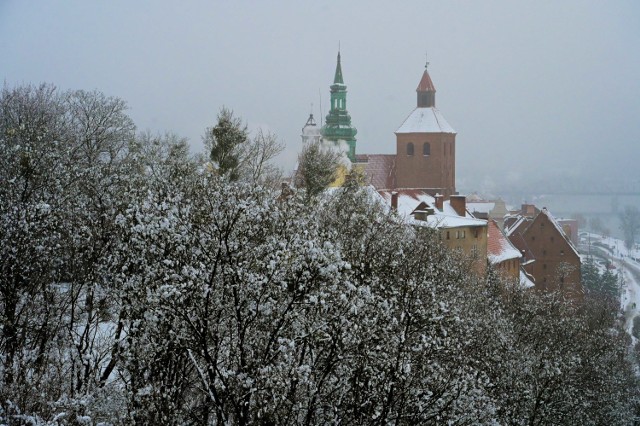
xmin=417 ymin=70 xmax=436 ymax=92
xmin=355 ymin=154 xmax=396 ymax=190
xmin=487 ymin=220 xmax=522 ymax=264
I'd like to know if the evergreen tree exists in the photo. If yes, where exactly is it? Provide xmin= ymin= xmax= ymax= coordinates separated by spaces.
xmin=295 ymin=140 xmax=341 ymax=199
xmin=204 ymin=107 xmax=248 ymax=181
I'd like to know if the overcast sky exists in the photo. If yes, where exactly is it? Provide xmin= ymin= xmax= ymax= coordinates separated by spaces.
xmin=1 ymin=1 xmax=639 ymax=193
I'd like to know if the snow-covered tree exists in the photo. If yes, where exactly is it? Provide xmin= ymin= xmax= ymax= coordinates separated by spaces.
xmin=1 ymin=83 xmax=638 ymax=425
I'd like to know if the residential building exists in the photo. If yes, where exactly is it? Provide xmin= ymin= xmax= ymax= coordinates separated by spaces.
xmin=506 ymin=207 xmax=582 ymax=299
xmin=379 ymin=190 xmax=487 ymax=274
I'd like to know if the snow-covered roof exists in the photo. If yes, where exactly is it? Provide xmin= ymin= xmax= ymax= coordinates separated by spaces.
xmin=395 ymin=107 xmax=456 ymax=134
xmin=505 ymin=208 xmax=580 ymax=260
xmin=505 ymin=216 xmax=529 ymax=237
xmin=468 ymin=202 xmax=496 ymax=215
xmin=487 ymin=220 xmax=522 ymax=264
xmin=520 ymin=269 xmax=535 ymax=288
xmin=417 ymin=214 xmax=487 ymax=229
xmin=378 ymin=190 xmax=487 ymax=229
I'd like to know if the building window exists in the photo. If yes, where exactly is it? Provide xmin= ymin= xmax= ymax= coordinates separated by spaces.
xmin=474 ymin=229 xmax=479 ymax=238
xmin=423 ymin=142 xmax=430 ymax=156
xmin=531 ymin=236 xmax=535 ymax=241
xmin=543 ymin=264 xmax=547 ymax=269
xmin=471 ymin=245 xmax=478 ymax=259
xmin=560 ymin=250 xmax=564 ymax=256
xmin=551 ymin=236 xmax=554 ymax=242
xmin=446 ymin=231 xmax=450 ymax=240
xmin=407 ymin=143 xmax=414 ymax=156
xmin=456 ymin=230 xmax=466 ymax=239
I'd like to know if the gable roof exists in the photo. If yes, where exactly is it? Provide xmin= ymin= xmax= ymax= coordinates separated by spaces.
xmin=395 ymin=107 xmax=456 ymax=134
xmin=487 ymin=219 xmax=522 ymax=264
xmin=537 ymin=208 xmax=581 ymax=258
xmin=506 ymin=208 xmax=580 ymax=260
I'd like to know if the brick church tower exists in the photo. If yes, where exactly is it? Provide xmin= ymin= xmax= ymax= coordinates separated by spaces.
xmin=394 ymin=62 xmax=456 ymax=196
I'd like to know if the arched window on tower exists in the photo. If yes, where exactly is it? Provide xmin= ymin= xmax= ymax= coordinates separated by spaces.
xmin=423 ymin=142 xmax=431 ymax=156
xmin=407 ymin=143 xmax=414 ymax=156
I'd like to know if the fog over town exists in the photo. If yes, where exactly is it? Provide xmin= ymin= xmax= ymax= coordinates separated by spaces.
xmin=2 ymin=1 xmax=639 ymax=195
xmin=2 ymin=1 xmax=640 ymax=424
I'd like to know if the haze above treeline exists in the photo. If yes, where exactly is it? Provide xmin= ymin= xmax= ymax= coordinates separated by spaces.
xmin=1 ymin=0 xmax=638 ymax=194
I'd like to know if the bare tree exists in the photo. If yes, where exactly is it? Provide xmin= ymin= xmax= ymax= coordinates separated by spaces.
xmin=236 ymin=128 xmax=284 ymax=187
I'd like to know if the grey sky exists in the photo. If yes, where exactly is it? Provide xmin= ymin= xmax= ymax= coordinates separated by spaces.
xmin=1 ymin=1 xmax=639 ymax=193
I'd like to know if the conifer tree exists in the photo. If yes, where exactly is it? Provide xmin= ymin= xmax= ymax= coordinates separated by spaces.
xmin=204 ymin=107 xmax=248 ymax=181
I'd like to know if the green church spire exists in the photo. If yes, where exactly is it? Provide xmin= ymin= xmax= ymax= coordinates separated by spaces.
xmin=333 ymin=51 xmax=344 ymax=85
xmin=321 ymin=51 xmax=357 ymax=162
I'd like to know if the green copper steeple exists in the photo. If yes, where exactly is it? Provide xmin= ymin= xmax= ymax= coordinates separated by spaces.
xmin=333 ymin=52 xmax=344 ymax=85
xmin=321 ymin=51 xmax=357 ymax=161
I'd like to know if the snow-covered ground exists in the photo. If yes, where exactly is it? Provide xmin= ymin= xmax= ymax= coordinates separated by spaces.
xmin=582 ymin=233 xmax=640 ymax=341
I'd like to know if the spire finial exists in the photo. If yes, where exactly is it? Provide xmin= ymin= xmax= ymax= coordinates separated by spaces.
xmin=425 ymin=51 xmax=429 ymax=69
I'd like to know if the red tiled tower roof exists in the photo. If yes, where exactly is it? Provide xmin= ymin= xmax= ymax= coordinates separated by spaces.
xmin=417 ymin=69 xmax=436 ymax=92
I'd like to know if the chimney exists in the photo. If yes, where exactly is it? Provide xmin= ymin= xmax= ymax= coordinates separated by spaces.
xmin=434 ymin=193 xmax=444 ymax=211
xmin=521 ymin=203 xmax=536 ymax=217
xmin=391 ymin=191 xmax=398 ymax=211
xmin=450 ymin=195 xmax=466 ymax=217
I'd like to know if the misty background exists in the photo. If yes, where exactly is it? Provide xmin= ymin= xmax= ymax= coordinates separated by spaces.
xmin=1 ymin=0 xmax=639 ymax=199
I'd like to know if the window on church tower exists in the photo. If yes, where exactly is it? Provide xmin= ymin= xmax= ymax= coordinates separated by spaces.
xmin=407 ymin=143 xmax=414 ymax=156
xmin=423 ymin=142 xmax=430 ymax=156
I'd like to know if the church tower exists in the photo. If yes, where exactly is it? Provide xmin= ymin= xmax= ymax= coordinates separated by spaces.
xmin=321 ymin=51 xmax=358 ymax=162
xmin=394 ymin=61 xmax=456 ymax=196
